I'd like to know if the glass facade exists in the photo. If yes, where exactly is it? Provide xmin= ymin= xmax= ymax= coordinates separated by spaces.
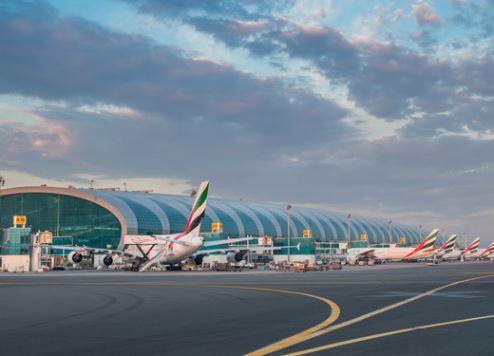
xmin=0 ymin=188 xmax=428 ymax=249
xmin=0 ymin=193 xmax=121 ymax=249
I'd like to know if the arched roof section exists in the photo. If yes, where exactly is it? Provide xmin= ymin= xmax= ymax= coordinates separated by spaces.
xmin=318 ymin=212 xmax=347 ymax=241
xmin=371 ymin=220 xmax=388 ymax=243
xmin=249 ymin=205 xmax=283 ymax=237
xmin=297 ymin=210 xmax=326 ymax=241
xmin=209 ymin=201 xmax=246 ymax=237
xmin=333 ymin=214 xmax=359 ymax=241
xmin=265 ymin=206 xmax=298 ymax=237
xmin=130 ymin=194 xmax=170 ymax=233
xmin=149 ymin=198 xmax=188 ymax=233
xmin=229 ymin=202 xmax=264 ymax=237
xmin=357 ymin=218 xmax=381 ymax=244
xmin=0 ymin=186 xmax=426 ymax=246
xmin=309 ymin=211 xmax=338 ymax=241
xmin=352 ymin=217 xmax=370 ymax=240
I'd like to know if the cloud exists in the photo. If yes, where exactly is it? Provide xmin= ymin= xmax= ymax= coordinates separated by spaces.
xmin=0 ymin=0 xmax=351 ymax=185
xmin=0 ymin=0 xmax=349 ymax=149
xmin=410 ymin=30 xmax=438 ymax=49
xmin=30 ymin=121 xmax=72 ymax=158
xmin=347 ymin=41 xmax=454 ymax=119
xmin=450 ymin=0 xmax=494 ymax=40
xmin=0 ymin=118 xmax=72 ymax=164
xmin=120 ymin=0 xmax=494 ymax=124
xmin=0 ymin=169 xmax=193 ymax=195
xmin=412 ymin=1 xmax=447 ymax=27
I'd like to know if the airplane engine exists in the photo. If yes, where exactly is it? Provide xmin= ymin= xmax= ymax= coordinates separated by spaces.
xmin=68 ymin=251 xmax=83 ymax=264
xmin=346 ymin=255 xmax=357 ymax=265
xmin=102 ymin=255 xmax=113 ymax=266
xmin=194 ymin=255 xmax=204 ymax=265
xmin=226 ymin=251 xmax=245 ymax=263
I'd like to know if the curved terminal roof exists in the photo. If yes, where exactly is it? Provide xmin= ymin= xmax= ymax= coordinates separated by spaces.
xmin=0 ymin=186 xmax=427 ymax=245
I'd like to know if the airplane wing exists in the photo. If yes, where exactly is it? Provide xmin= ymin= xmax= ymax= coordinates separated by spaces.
xmin=195 ymin=243 xmax=301 ymax=257
xmin=150 ymin=235 xmax=194 ymax=247
xmin=49 ymin=245 xmax=122 ymax=254
xmin=48 ymin=245 xmax=145 ymax=260
xmin=124 ymin=235 xmax=192 ymax=247
xmin=202 ymin=236 xmax=257 ymax=247
xmin=349 ymin=248 xmax=375 ymax=257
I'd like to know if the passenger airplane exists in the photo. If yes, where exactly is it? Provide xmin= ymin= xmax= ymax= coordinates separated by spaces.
xmin=346 ymin=229 xmax=439 ymax=263
xmin=436 ymin=234 xmax=457 ymax=257
xmin=51 ymin=181 xmax=285 ymax=271
xmin=461 ymin=237 xmax=481 ymax=260
xmin=478 ymin=241 xmax=494 ymax=259
xmin=436 ymin=234 xmax=464 ymax=262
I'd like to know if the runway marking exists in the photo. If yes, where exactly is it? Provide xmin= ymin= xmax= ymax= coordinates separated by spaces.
xmin=248 ymin=273 xmax=494 ymax=355
xmin=285 ymin=314 xmax=494 ymax=355
xmin=208 ymin=286 xmax=340 ymax=356
xmin=76 ymin=282 xmax=341 ymax=353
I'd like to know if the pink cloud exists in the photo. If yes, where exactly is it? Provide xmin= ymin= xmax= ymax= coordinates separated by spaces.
xmin=412 ymin=1 xmax=447 ymax=27
xmin=30 ymin=122 xmax=72 ymax=158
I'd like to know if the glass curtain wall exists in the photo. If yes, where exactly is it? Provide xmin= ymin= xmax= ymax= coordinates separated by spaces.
xmin=0 ymin=193 xmax=121 ymax=249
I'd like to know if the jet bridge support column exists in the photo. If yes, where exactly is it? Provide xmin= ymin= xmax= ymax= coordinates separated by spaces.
xmin=30 ymin=232 xmax=41 ymax=272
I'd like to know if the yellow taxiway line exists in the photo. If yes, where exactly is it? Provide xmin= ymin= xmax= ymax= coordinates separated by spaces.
xmin=211 ymin=286 xmax=340 ymax=356
xmin=286 ymin=314 xmax=494 ymax=355
xmin=247 ymin=273 xmax=494 ymax=355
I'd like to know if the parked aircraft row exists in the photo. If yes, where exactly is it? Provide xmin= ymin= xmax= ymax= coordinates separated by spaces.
xmin=48 ymin=181 xmax=493 ymax=271
xmin=347 ymin=231 xmax=494 ymax=264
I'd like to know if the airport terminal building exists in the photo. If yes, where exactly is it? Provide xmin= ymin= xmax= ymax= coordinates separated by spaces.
xmin=0 ymin=186 xmax=424 ymax=253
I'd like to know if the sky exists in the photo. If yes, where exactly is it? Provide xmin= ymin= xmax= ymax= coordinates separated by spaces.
xmin=1 ymin=0 xmax=493 ymax=243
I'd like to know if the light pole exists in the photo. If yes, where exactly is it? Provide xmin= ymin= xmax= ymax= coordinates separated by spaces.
xmin=462 ymin=232 xmax=467 ymax=263
xmin=286 ymin=204 xmax=292 ymax=262
xmin=388 ymin=220 xmax=393 ymax=244
xmin=346 ymin=214 xmax=352 ymax=242
xmin=0 ymin=174 xmax=5 ymax=229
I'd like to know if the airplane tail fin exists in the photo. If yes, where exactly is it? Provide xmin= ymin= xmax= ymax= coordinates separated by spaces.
xmin=463 ymin=237 xmax=480 ymax=255
xmin=183 ymin=181 xmax=209 ymax=237
xmin=479 ymin=241 xmax=494 ymax=258
xmin=404 ymin=228 xmax=439 ymax=258
xmin=437 ymin=234 xmax=457 ymax=253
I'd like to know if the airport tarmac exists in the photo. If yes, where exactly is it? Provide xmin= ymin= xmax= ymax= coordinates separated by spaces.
xmin=1 ymin=262 xmax=493 ymax=355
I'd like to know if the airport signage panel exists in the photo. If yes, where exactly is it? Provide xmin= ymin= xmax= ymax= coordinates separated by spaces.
xmin=13 ymin=215 xmax=26 ymax=227
xmin=258 ymin=237 xmax=273 ymax=245
xmin=212 ymin=222 xmax=223 ymax=233
xmin=360 ymin=233 xmax=367 ymax=241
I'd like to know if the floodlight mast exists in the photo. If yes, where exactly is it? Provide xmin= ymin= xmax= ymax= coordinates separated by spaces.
xmin=286 ymin=204 xmax=292 ymax=262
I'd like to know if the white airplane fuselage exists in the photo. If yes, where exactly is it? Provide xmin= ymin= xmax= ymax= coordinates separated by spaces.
xmin=373 ymin=247 xmax=434 ymax=261
xmin=463 ymin=250 xmax=484 ymax=261
xmin=124 ymin=234 xmax=204 ymax=265
xmin=478 ymin=249 xmax=494 ymax=260
xmin=346 ymin=248 xmax=375 ymax=263
xmin=348 ymin=246 xmax=434 ymax=262
xmin=441 ymin=249 xmax=462 ymax=261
